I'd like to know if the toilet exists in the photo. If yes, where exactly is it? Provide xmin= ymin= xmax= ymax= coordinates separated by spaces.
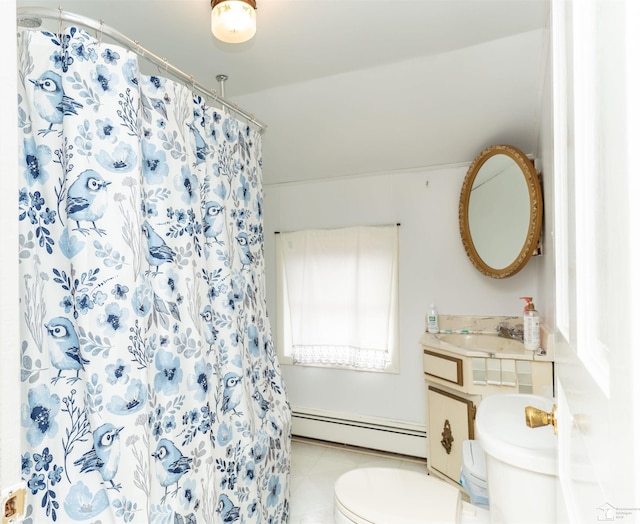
xmin=334 ymin=467 xmax=490 ymax=524
xmin=475 ymin=393 xmax=558 ymax=523
xmin=334 ymin=394 xmax=557 ymax=523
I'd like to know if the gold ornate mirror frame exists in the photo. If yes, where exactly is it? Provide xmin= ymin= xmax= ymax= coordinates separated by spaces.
xmin=459 ymin=144 xmax=543 ymax=279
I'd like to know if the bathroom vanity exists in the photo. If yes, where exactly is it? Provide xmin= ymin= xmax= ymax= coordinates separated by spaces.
xmin=421 ymin=315 xmax=554 ymax=487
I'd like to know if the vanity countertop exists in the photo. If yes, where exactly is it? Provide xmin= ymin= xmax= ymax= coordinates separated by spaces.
xmin=420 ymin=332 xmax=552 ymax=361
xmin=420 ymin=314 xmax=554 ymax=362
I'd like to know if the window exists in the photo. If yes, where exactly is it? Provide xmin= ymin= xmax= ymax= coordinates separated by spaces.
xmin=275 ymin=225 xmax=399 ymax=372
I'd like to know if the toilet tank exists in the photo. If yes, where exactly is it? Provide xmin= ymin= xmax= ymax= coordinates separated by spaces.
xmin=475 ymin=394 xmax=557 ymax=524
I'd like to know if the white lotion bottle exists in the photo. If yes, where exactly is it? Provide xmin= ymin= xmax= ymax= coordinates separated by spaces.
xmin=520 ymin=297 xmax=540 ymax=351
xmin=427 ymin=304 xmax=440 ymax=334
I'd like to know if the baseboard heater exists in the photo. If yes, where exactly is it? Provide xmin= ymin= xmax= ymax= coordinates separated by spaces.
xmin=291 ymin=407 xmax=427 ymax=459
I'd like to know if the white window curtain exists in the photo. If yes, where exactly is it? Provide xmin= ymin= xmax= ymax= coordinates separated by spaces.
xmin=276 ymin=225 xmax=399 ymax=371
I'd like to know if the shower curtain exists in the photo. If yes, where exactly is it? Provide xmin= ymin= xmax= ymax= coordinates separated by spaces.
xmin=17 ymin=25 xmax=290 ymax=523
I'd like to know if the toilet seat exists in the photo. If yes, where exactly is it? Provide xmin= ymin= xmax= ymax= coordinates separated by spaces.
xmin=334 ymin=467 xmax=461 ymax=524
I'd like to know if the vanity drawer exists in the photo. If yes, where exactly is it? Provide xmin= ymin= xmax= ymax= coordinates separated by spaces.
xmin=423 ymin=350 xmax=463 ymax=386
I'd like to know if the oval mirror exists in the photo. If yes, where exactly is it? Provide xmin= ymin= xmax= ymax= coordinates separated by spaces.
xmin=459 ymin=144 xmax=543 ymax=278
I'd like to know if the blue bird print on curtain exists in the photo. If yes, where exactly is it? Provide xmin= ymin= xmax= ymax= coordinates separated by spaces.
xmin=152 ymin=438 xmax=193 ymax=501
xmin=235 ymin=231 xmax=254 ymax=265
xmin=142 ymin=219 xmax=176 ymax=274
xmin=17 ymin=24 xmax=290 ymax=523
xmin=222 ymin=372 xmax=243 ymax=415
xmin=252 ymin=389 xmax=270 ymax=421
xmin=45 ymin=316 xmax=88 ymax=384
xmin=200 ymin=304 xmax=218 ymax=352
xmin=203 ymin=201 xmax=224 ymax=244
xmin=187 ymin=122 xmax=207 ymax=164
xmin=216 ymin=493 xmax=240 ymax=522
xmin=74 ymin=423 xmax=124 ymax=491
xmin=66 ymin=169 xmax=111 ymax=235
xmin=30 ymin=69 xmax=83 ymax=136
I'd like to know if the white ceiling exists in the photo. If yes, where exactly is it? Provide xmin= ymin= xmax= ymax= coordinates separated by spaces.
xmin=16 ymin=0 xmax=550 ymax=185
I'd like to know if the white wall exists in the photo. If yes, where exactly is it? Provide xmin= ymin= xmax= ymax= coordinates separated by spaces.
xmin=1 ymin=0 xmax=20 ymax=490
xmin=264 ymin=165 xmax=542 ymax=426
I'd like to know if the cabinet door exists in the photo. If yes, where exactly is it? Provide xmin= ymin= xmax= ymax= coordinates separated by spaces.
xmin=427 ymin=386 xmax=475 ymax=483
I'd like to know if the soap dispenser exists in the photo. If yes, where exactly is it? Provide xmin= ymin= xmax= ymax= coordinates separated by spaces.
xmin=520 ymin=297 xmax=540 ymax=351
xmin=427 ymin=304 xmax=439 ymax=334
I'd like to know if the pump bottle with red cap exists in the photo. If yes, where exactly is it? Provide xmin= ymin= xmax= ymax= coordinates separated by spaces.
xmin=520 ymin=297 xmax=540 ymax=351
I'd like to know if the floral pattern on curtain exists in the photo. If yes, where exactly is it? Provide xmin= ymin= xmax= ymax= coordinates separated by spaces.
xmin=17 ymin=26 xmax=290 ymax=523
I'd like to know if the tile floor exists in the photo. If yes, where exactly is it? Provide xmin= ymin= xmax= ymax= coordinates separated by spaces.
xmin=289 ymin=437 xmax=430 ymax=523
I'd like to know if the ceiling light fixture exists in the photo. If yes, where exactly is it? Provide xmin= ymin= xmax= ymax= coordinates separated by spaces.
xmin=210 ymin=0 xmax=257 ymax=44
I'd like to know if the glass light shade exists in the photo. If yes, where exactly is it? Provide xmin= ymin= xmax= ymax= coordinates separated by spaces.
xmin=211 ymin=0 xmax=257 ymax=44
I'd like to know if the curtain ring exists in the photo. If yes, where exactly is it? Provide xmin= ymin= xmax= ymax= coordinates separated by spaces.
xmin=57 ymin=6 xmax=63 ymax=40
xmin=98 ymin=19 xmax=104 ymax=46
xmin=155 ymin=58 xmax=168 ymax=76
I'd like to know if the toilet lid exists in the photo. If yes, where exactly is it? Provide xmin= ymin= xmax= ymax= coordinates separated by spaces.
xmin=334 ymin=468 xmax=460 ymax=524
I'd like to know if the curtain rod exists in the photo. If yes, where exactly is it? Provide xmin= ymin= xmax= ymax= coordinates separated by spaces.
xmin=274 ymin=223 xmax=401 ymax=234
xmin=16 ymin=7 xmax=267 ymax=135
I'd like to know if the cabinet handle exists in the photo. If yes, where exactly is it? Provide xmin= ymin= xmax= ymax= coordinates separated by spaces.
xmin=441 ymin=419 xmax=454 ymax=454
